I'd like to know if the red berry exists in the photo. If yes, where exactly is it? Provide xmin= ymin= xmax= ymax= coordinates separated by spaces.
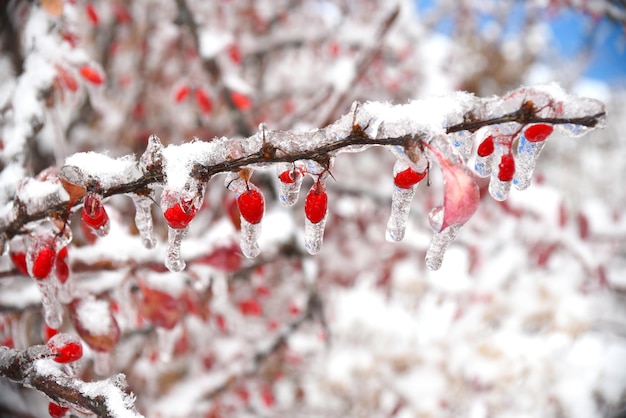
xmin=524 ymin=124 xmax=553 ymax=142
xmin=57 ymin=67 xmax=78 ymax=92
xmin=47 ymin=333 xmax=83 ymax=363
xmin=85 ymin=3 xmax=99 ymax=25
xmin=81 ymin=194 xmax=109 ymax=230
xmin=237 ymin=189 xmax=264 ymax=224
xmin=31 ymin=243 xmax=56 ymax=280
xmin=43 ymin=324 xmax=59 ymax=341
xmin=163 ymin=199 xmax=198 ymax=229
xmin=48 ymin=402 xmax=69 ymax=418
xmin=279 ymin=170 xmax=296 ymax=184
xmin=304 ymin=186 xmax=328 ymax=224
xmin=228 ymin=43 xmax=242 ymax=64
xmin=79 ymin=65 xmax=104 ymax=85
xmin=195 ymin=88 xmax=212 ymax=114
xmin=55 ymin=247 xmax=70 ymax=284
xmin=174 ymin=84 xmax=190 ymax=103
xmin=239 ymin=298 xmax=263 ymax=316
xmin=231 ymin=91 xmax=251 ymax=110
xmin=10 ymin=251 xmax=28 ymax=275
xmin=497 ymin=154 xmax=515 ymax=182
xmin=393 ymin=167 xmax=426 ymax=189
xmin=477 ymin=135 xmax=495 ymax=157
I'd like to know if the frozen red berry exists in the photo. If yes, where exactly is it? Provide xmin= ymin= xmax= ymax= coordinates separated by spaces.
xmin=305 ymin=186 xmax=328 ymax=224
xmin=393 ymin=167 xmax=426 ymax=189
xmin=30 ymin=241 xmax=56 ymax=280
xmin=239 ymin=298 xmax=263 ymax=316
xmin=48 ymin=402 xmax=69 ymax=418
xmin=47 ymin=333 xmax=83 ymax=363
xmin=231 ymin=91 xmax=251 ymax=110
xmin=79 ymin=65 xmax=104 ymax=85
xmin=237 ymin=189 xmax=264 ymax=224
xmin=524 ymin=124 xmax=554 ymax=143
xmin=279 ymin=170 xmax=296 ymax=184
xmin=55 ymin=246 xmax=70 ymax=284
xmin=174 ymin=84 xmax=190 ymax=103
xmin=195 ymin=88 xmax=212 ymax=114
xmin=85 ymin=3 xmax=99 ymax=25
xmin=10 ymin=251 xmax=28 ymax=275
xmin=163 ymin=199 xmax=198 ymax=229
xmin=497 ymin=153 xmax=516 ymax=182
xmin=228 ymin=43 xmax=242 ymax=64
xmin=81 ymin=194 xmax=109 ymax=230
xmin=477 ymin=135 xmax=495 ymax=157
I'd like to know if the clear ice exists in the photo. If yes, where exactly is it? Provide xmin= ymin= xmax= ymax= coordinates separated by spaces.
xmin=386 ymin=186 xmax=416 ymax=242
xmin=276 ymin=163 xmax=304 ymax=206
xmin=131 ymin=194 xmax=156 ymax=249
xmin=513 ymin=134 xmax=546 ymax=190
xmin=240 ymin=219 xmax=261 ymax=258
xmin=488 ymin=137 xmax=513 ymax=201
xmin=165 ymin=227 xmax=188 ymax=272
xmin=425 ymin=207 xmax=462 ymax=270
xmin=304 ymin=216 xmax=327 ymax=255
xmin=37 ymin=278 xmax=63 ymax=329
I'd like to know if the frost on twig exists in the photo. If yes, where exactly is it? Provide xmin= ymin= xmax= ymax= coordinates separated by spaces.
xmin=0 ymin=84 xmax=606 ymax=271
xmin=0 ymin=345 xmax=143 ymax=418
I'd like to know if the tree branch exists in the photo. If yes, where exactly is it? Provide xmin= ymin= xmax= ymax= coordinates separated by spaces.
xmin=0 ymin=346 xmax=143 ymax=418
xmin=0 ymin=87 xmax=606 ymax=245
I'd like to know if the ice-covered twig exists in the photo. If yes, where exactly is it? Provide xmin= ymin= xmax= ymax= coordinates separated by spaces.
xmin=0 ymin=89 xmax=604 ymax=241
xmin=0 ymin=345 xmax=143 ymax=418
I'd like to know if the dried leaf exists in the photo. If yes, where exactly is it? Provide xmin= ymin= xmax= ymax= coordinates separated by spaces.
xmin=424 ymin=140 xmax=479 ymax=231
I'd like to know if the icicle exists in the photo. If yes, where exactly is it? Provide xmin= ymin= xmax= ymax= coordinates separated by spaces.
xmin=304 ymin=217 xmax=327 ymax=255
xmin=450 ymin=131 xmax=474 ymax=163
xmin=140 ymin=134 xmax=164 ymax=170
xmin=386 ymin=186 xmax=416 ymax=242
xmin=513 ymin=135 xmax=545 ymax=190
xmin=385 ymin=160 xmax=426 ymax=242
xmin=488 ymin=136 xmax=514 ymax=201
xmin=240 ymin=219 xmax=261 ymax=258
xmin=425 ymin=207 xmax=462 ymax=270
xmin=131 ymin=194 xmax=156 ymax=249
xmin=165 ymin=227 xmax=187 ymax=272
xmin=276 ymin=163 xmax=304 ymax=206
xmin=93 ymin=350 xmax=111 ymax=375
xmin=426 ymin=225 xmax=462 ymax=270
xmin=304 ymin=180 xmax=329 ymax=255
xmin=161 ymin=188 xmax=203 ymax=272
xmin=37 ymin=279 xmax=63 ymax=329
xmin=226 ymin=171 xmax=266 ymax=258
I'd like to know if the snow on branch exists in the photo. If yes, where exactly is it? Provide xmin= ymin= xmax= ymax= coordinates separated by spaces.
xmin=0 ymin=84 xmax=606 ymax=273
xmin=0 ymin=345 xmax=143 ymax=418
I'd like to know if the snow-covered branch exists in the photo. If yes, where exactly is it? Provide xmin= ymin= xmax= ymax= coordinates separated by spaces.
xmin=0 ymin=85 xmax=606 ymax=274
xmin=0 ymin=345 xmax=142 ymax=418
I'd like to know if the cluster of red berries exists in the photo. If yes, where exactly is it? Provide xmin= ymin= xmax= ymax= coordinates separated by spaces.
xmin=476 ymin=123 xmax=554 ymax=182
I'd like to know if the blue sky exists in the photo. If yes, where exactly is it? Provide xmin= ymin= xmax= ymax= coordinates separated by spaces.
xmin=415 ymin=1 xmax=626 ymax=85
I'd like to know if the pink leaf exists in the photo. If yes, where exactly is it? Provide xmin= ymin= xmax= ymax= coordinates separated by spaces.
xmin=424 ymin=140 xmax=480 ymax=231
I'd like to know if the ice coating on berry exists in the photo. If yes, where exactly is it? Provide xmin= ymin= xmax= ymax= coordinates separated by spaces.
xmin=237 ymin=189 xmax=264 ymax=224
xmin=393 ymin=167 xmax=426 ymax=189
xmin=276 ymin=163 xmax=304 ymax=206
xmin=163 ymin=200 xmax=198 ymax=229
xmin=477 ymin=135 xmax=494 ymax=157
xmin=28 ymin=239 xmax=56 ymax=280
xmin=523 ymin=124 xmax=553 ymax=142
xmin=81 ymin=193 xmax=110 ymax=237
xmin=497 ymin=154 xmax=515 ymax=182
xmin=488 ymin=137 xmax=514 ymax=201
xmin=48 ymin=402 xmax=69 ymax=418
xmin=304 ymin=186 xmax=328 ymax=224
xmin=47 ymin=333 xmax=83 ymax=363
